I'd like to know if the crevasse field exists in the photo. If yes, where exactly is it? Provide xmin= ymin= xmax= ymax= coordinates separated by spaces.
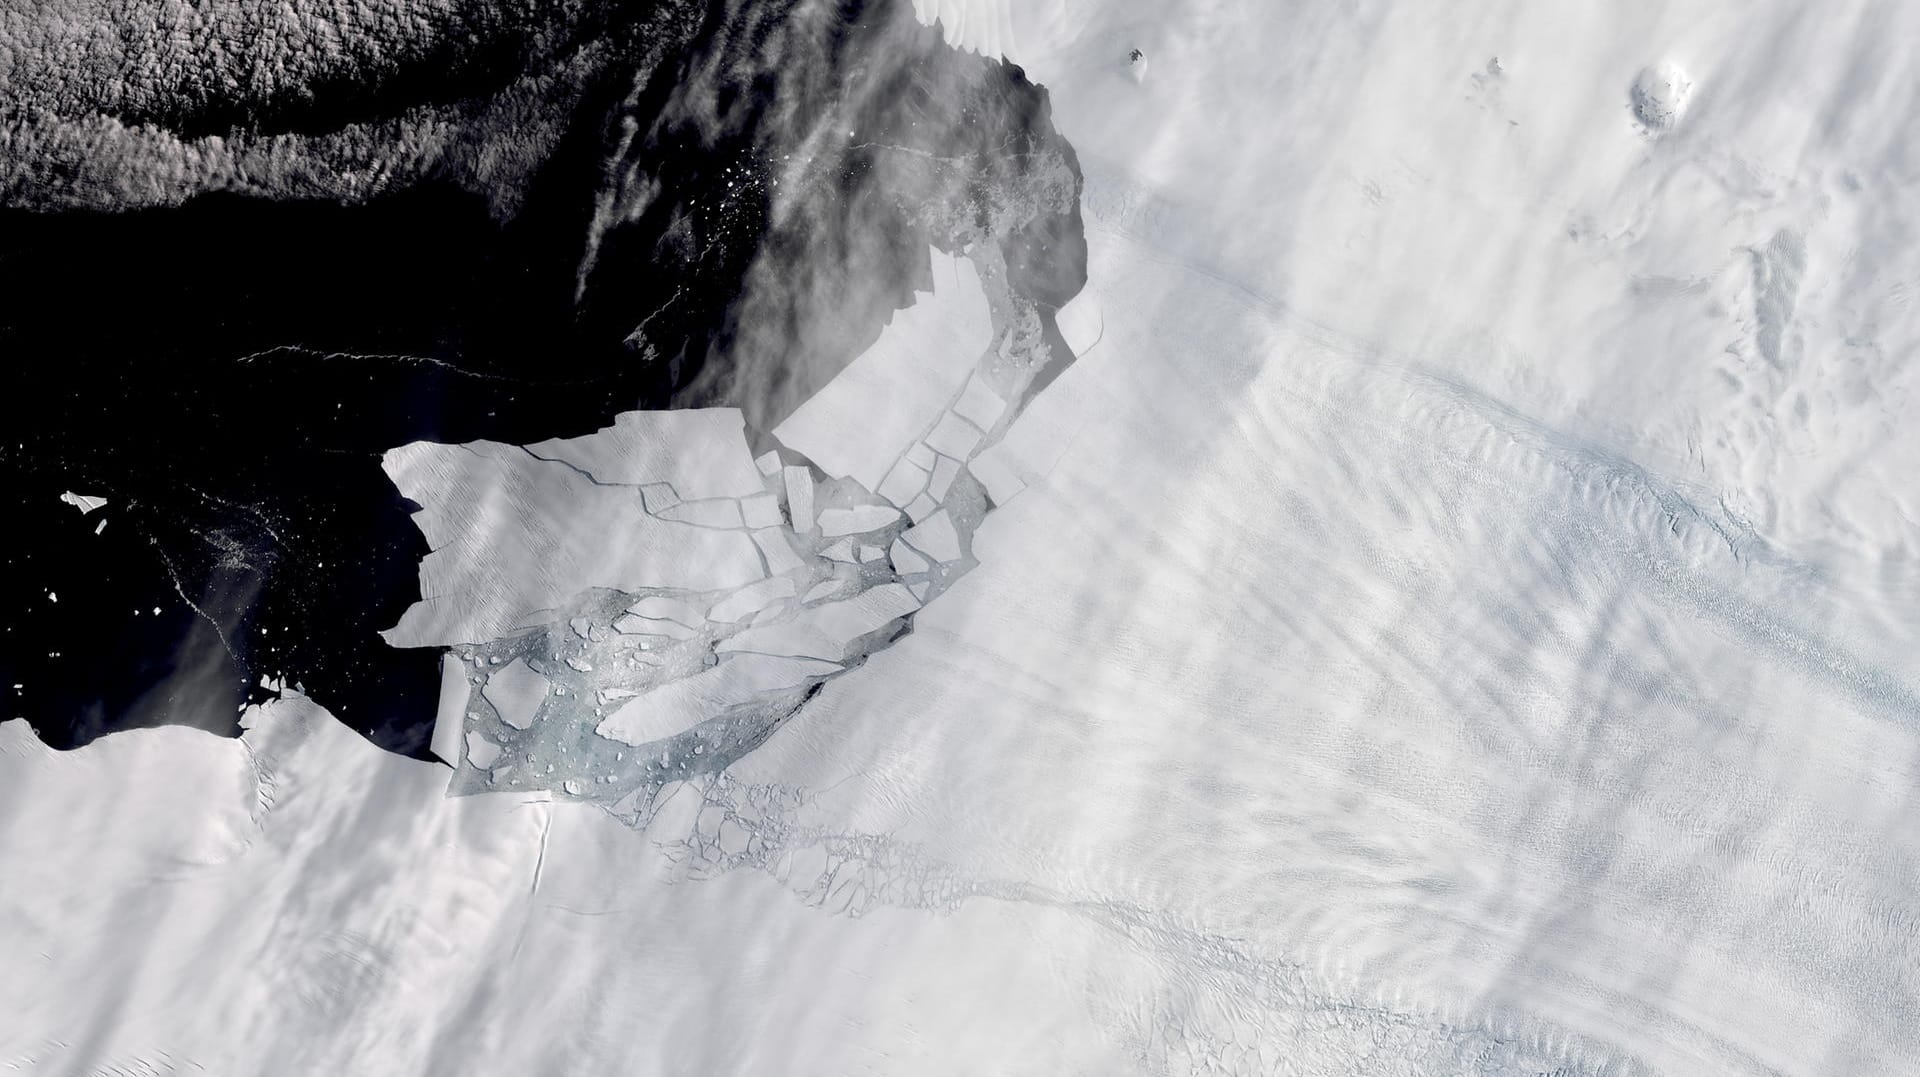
xmin=5 ymin=1 xmax=1918 ymax=1074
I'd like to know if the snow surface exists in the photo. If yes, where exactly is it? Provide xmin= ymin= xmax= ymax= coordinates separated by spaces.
xmin=5 ymin=1 xmax=1920 ymax=1075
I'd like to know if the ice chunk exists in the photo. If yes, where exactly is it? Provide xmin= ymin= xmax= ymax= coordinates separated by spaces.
xmin=751 ymin=528 xmax=806 ymax=574
xmin=595 ymin=654 xmax=842 ymax=746
xmin=773 ymin=249 xmax=993 ymax=491
xmin=708 ymin=577 xmax=798 ymax=623
xmin=59 ymin=491 xmax=108 ymax=514
xmin=906 ymin=442 xmax=936 ymax=468
xmin=876 ymin=458 xmax=930 ymax=507
xmin=903 ymin=509 xmax=963 ymax=563
xmin=754 ymin=451 xmax=781 ymax=477
xmin=821 ymin=538 xmax=857 ymax=562
xmin=952 ymin=373 xmax=1007 ymax=431
xmin=522 ymin=409 xmax=765 ymax=499
xmin=928 ymin=455 xmax=962 ymax=501
xmin=381 ymin=439 xmax=763 ymax=647
xmin=818 ymin=504 xmax=901 ymax=537
xmin=890 ymin=539 xmax=930 ymax=575
xmin=483 ymin=659 xmax=549 ymax=730
xmin=93 ymin=519 xmax=106 ymax=535
xmin=429 ymin=653 xmax=471 ymax=767
xmin=660 ymin=498 xmax=744 ymax=529
xmin=783 ymin=467 xmax=816 ymax=532
xmin=464 ymin=732 xmax=502 ymax=770
xmin=924 ymin=412 xmax=983 ymax=460
xmin=906 ymin=493 xmax=939 ymax=523
xmin=858 ymin=545 xmax=885 ymax=563
xmin=740 ymin=493 xmax=783 ymax=529
xmin=908 ymin=580 xmax=931 ymax=601
xmin=719 ymin=583 xmax=921 ymax=661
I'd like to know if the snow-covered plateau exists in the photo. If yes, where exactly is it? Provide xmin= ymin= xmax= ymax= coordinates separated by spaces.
xmin=5 ymin=1 xmax=1919 ymax=1074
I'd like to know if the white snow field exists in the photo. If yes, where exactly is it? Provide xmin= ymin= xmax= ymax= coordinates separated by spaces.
xmin=6 ymin=1 xmax=1920 ymax=1074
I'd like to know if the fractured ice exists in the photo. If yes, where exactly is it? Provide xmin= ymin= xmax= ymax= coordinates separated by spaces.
xmin=393 ymin=239 xmax=1070 ymax=811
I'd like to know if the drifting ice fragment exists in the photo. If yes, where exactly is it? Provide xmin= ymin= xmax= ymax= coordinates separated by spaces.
xmin=928 ymin=455 xmax=962 ymax=501
xmin=465 ymin=732 xmax=502 ymax=770
xmin=751 ymin=529 xmax=807 ymax=574
xmin=380 ymin=438 xmax=763 ymax=646
xmin=59 ymin=491 xmax=108 ymax=514
xmin=877 ymin=458 xmax=931 ymax=507
xmin=924 ymin=412 xmax=983 ymax=460
xmin=818 ymin=504 xmax=901 ymax=537
xmin=952 ymin=373 xmax=1007 ymax=431
xmin=429 ymin=653 xmax=471 ymax=767
xmin=903 ymin=509 xmax=964 ymax=563
xmin=483 ymin=659 xmax=549 ymax=730
xmin=890 ymin=539 xmax=930 ymax=575
xmin=740 ymin=493 xmax=783 ymax=529
xmin=783 ymin=467 xmax=816 ymax=531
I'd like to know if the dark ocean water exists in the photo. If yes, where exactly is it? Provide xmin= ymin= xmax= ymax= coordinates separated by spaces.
xmin=0 ymin=184 xmax=692 ymax=755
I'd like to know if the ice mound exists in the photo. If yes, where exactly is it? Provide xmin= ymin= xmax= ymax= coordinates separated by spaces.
xmin=1631 ymin=62 xmax=1693 ymax=134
